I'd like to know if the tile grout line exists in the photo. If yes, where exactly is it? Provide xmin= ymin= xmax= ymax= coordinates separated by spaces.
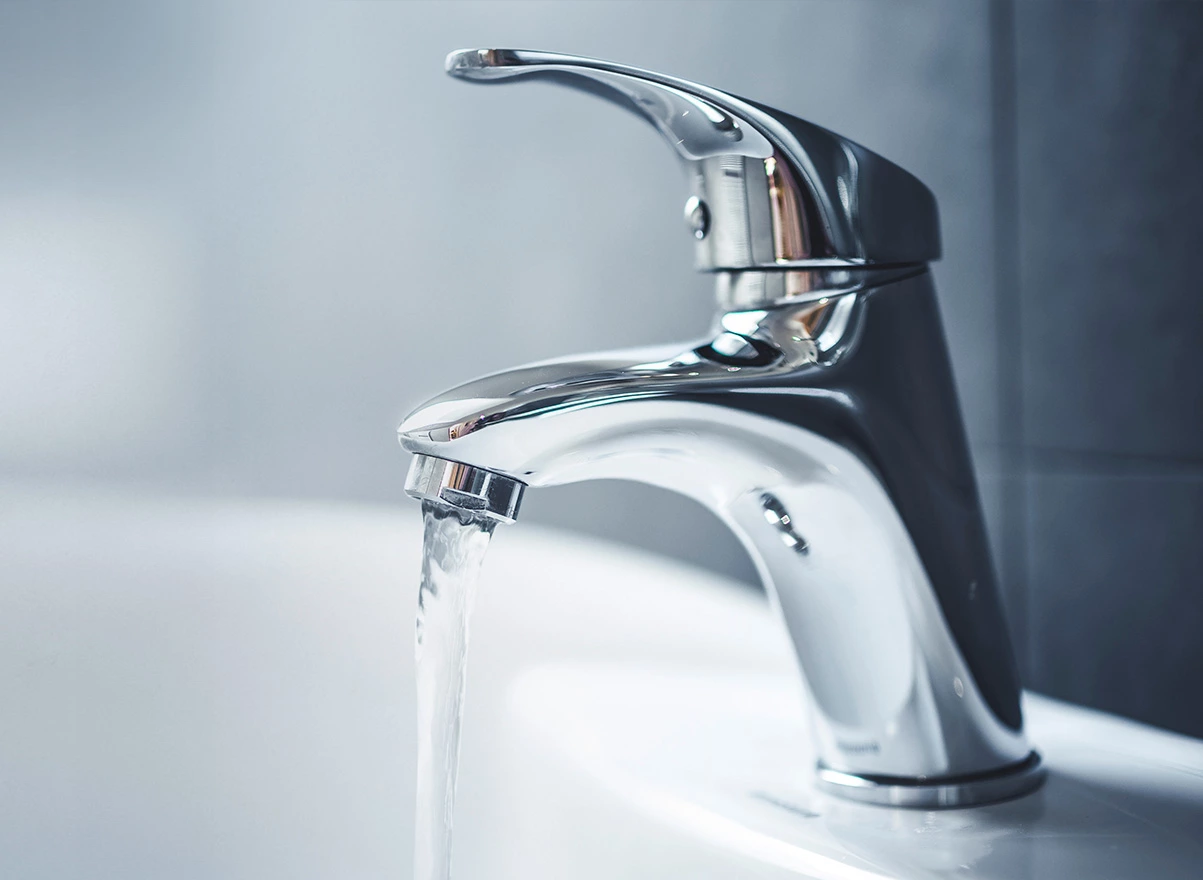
xmin=988 ymin=0 xmax=1032 ymax=680
xmin=971 ymin=443 xmax=1203 ymax=476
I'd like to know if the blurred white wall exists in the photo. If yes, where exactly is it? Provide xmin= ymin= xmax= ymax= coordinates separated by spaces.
xmin=0 ymin=1 xmax=997 ymax=582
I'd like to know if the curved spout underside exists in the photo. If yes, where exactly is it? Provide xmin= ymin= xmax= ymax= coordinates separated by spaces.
xmin=400 ymin=272 xmax=1040 ymax=806
xmin=403 ymin=394 xmax=1030 ymax=779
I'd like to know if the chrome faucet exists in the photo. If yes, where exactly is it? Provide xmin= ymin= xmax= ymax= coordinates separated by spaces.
xmin=400 ymin=48 xmax=1043 ymax=808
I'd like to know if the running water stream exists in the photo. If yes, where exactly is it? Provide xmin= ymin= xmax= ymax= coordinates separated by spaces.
xmin=413 ymin=500 xmax=496 ymax=880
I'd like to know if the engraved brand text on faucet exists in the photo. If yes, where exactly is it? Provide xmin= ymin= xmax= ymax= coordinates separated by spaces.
xmin=400 ymin=48 xmax=1044 ymax=808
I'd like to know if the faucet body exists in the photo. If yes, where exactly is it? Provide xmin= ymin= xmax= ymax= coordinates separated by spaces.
xmin=401 ymin=49 xmax=1044 ymax=807
xmin=402 ymin=269 xmax=1039 ymax=806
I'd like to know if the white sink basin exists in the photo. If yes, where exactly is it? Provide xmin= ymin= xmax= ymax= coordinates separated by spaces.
xmin=2 ymin=489 xmax=1201 ymax=878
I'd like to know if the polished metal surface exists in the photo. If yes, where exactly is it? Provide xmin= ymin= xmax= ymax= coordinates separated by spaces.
xmin=816 ymin=751 xmax=1044 ymax=808
xmin=400 ymin=50 xmax=1039 ymax=807
xmin=713 ymin=265 xmax=921 ymax=310
xmin=446 ymin=48 xmax=940 ymax=273
xmin=683 ymin=195 xmax=710 ymax=240
xmin=404 ymin=454 xmax=524 ymax=524
xmin=400 ymin=273 xmax=1036 ymax=803
xmin=758 ymin=492 xmax=810 ymax=555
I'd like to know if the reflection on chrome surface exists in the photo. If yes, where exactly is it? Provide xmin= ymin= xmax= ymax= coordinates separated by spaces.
xmin=403 ymin=49 xmax=1040 ymax=807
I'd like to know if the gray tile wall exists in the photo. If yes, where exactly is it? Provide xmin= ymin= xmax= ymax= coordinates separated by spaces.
xmin=1008 ymin=1 xmax=1203 ymax=736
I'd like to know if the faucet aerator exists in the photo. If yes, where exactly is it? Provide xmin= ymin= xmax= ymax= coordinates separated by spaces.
xmin=405 ymin=454 xmax=525 ymax=525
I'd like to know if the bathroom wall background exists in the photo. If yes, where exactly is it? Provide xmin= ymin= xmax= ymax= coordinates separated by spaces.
xmin=2 ymin=0 xmax=1200 ymax=737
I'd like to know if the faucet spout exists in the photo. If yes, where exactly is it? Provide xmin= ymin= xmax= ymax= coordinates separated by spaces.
xmin=400 ymin=270 xmax=1044 ymax=807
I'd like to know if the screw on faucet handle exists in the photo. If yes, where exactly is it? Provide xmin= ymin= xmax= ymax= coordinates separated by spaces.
xmin=446 ymin=48 xmax=940 ymax=271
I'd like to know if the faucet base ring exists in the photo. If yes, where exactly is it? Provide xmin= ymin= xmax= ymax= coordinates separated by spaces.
xmin=815 ymin=751 xmax=1045 ymax=809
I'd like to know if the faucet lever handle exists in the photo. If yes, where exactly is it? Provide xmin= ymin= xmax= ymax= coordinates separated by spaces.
xmin=446 ymin=48 xmax=939 ymax=270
